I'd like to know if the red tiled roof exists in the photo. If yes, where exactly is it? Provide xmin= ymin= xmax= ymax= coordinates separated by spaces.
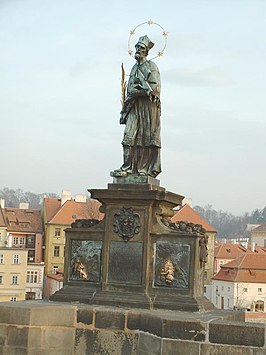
xmin=44 ymin=198 xmax=104 ymax=225
xmin=171 ymin=204 xmax=216 ymax=232
xmin=221 ymin=254 xmax=266 ymax=270
xmin=213 ymin=254 xmax=266 ymax=283
xmin=43 ymin=198 xmax=61 ymax=222
xmin=214 ymin=243 xmax=247 ymax=259
xmin=213 ymin=268 xmax=266 ymax=283
xmin=252 ymin=223 xmax=266 ymax=232
xmin=247 ymin=246 xmax=266 ymax=255
xmin=0 ymin=208 xmax=6 ymax=227
xmin=2 ymin=208 xmax=43 ymax=233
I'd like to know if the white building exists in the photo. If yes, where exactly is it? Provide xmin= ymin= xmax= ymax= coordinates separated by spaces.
xmin=251 ymin=223 xmax=266 ymax=247
xmin=212 ymin=253 xmax=266 ymax=312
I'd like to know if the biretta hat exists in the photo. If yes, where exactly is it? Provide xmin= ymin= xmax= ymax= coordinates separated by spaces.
xmin=135 ymin=35 xmax=154 ymax=51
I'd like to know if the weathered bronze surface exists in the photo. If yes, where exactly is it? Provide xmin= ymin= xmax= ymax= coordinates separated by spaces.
xmin=113 ymin=207 xmax=140 ymax=241
xmin=108 ymin=241 xmax=143 ymax=285
xmin=112 ymin=35 xmax=161 ymax=179
xmin=154 ymin=242 xmax=190 ymax=288
xmin=70 ymin=240 xmax=102 ymax=282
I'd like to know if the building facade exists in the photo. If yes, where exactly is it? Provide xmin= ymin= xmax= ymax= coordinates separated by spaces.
xmin=251 ymin=223 xmax=266 ymax=247
xmin=212 ymin=254 xmax=266 ymax=312
xmin=43 ymin=191 xmax=103 ymax=276
xmin=0 ymin=248 xmax=28 ymax=302
xmin=0 ymin=201 xmax=44 ymax=300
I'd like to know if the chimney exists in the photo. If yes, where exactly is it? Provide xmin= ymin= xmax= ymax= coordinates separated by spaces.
xmin=75 ymin=194 xmax=86 ymax=203
xmin=61 ymin=190 xmax=71 ymax=206
xmin=251 ymin=242 xmax=256 ymax=253
xmin=0 ymin=199 xmax=5 ymax=208
xmin=19 ymin=202 xmax=29 ymax=209
xmin=182 ymin=197 xmax=192 ymax=207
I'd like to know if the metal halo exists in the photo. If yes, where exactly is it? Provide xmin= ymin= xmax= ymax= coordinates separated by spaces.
xmin=127 ymin=20 xmax=168 ymax=60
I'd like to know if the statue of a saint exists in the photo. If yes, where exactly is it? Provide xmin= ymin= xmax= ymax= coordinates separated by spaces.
xmin=114 ymin=35 xmax=161 ymax=178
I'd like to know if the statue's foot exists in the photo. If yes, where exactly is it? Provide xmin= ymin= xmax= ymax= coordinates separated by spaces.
xmin=111 ymin=169 xmax=129 ymax=177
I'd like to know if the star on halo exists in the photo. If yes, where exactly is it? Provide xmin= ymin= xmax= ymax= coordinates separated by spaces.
xmin=158 ymin=51 xmax=164 ymax=57
xmin=163 ymin=31 xmax=169 ymax=38
xmin=128 ymin=49 xmax=133 ymax=56
xmin=147 ymin=20 xmax=154 ymax=26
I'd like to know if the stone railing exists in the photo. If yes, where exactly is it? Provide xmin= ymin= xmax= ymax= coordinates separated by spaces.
xmin=0 ymin=301 xmax=265 ymax=354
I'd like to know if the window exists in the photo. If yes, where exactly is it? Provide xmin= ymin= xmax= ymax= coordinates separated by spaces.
xmin=19 ymin=237 xmax=25 ymax=245
xmin=216 ymin=286 xmax=219 ymax=292
xmin=10 ymin=297 xmax=17 ymax=302
xmin=54 ymin=246 xmax=60 ymax=257
xmin=204 ymin=271 xmax=207 ymax=280
xmin=13 ymin=237 xmax=19 ymax=245
xmin=215 ymin=296 xmax=218 ymax=305
xmin=0 ymin=254 xmax=4 ymax=264
xmin=27 ymin=250 xmax=35 ymax=262
xmin=258 ymin=288 xmax=262 ymax=293
xmin=204 ymin=286 xmax=206 ymax=293
xmin=12 ymin=275 xmax=18 ymax=285
xmin=227 ymin=299 xmax=230 ymax=308
xmin=27 ymin=271 xmax=38 ymax=283
xmin=53 ymin=266 xmax=58 ymax=274
xmin=13 ymin=255 xmax=19 ymax=264
xmin=221 ymin=286 xmax=224 ymax=291
xmin=55 ymin=228 xmax=61 ymax=236
xmin=228 ymin=287 xmax=230 ymax=292
xmin=243 ymin=288 xmax=247 ymax=292
xmin=0 ymin=275 xmax=3 ymax=284
xmin=26 ymin=235 xmax=35 ymax=248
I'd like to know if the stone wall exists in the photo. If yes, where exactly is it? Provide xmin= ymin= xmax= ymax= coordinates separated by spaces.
xmin=0 ymin=301 xmax=265 ymax=354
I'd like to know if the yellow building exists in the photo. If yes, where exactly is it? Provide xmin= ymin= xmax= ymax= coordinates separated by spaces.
xmin=43 ymin=192 xmax=103 ymax=275
xmin=0 ymin=248 xmax=28 ymax=302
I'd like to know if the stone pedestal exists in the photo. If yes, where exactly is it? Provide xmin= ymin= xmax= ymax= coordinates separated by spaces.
xmin=51 ymin=181 xmax=213 ymax=312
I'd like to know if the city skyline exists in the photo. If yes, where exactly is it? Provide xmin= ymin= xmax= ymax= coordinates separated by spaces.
xmin=1 ymin=0 xmax=266 ymax=215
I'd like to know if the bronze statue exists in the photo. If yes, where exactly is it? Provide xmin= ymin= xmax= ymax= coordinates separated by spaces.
xmin=114 ymin=35 xmax=161 ymax=178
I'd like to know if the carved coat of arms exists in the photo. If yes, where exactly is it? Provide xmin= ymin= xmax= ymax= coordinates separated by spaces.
xmin=113 ymin=207 xmax=141 ymax=242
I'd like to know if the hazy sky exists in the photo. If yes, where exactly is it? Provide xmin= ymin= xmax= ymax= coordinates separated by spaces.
xmin=1 ymin=0 xmax=265 ymax=215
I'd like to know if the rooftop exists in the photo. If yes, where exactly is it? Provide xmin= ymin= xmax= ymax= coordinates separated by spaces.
xmin=171 ymin=204 xmax=216 ymax=232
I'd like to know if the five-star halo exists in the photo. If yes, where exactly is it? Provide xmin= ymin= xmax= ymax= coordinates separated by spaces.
xmin=128 ymin=20 xmax=168 ymax=60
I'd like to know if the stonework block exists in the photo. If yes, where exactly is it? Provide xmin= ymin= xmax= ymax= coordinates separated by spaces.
xmin=138 ymin=332 xmax=162 ymax=355
xmin=209 ymin=320 xmax=265 ymax=347
xmin=200 ymin=343 xmax=254 ymax=355
xmin=139 ymin=314 xmax=164 ymax=337
xmin=75 ymin=329 xmax=138 ymax=355
xmin=77 ymin=307 xmax=94 ymax=325
xmin=30 ymin=304 xmax=76 ymax=327
xmin=27 ymin=327 xmax=42 ymax=348
xmin=162 ymin=339 xmax=200 ymax=355
xmin=7 ymin=325 xmax=28 ymax=347
xmin=127 ymin=311 xmax=141 ymax=330
xmin=162 ymin=319 xmax=206 ymax=341
xmin=95 ymin=309 xmax=125 ymax=330
xmin=42 ymin=328 xmax=75 ymax=349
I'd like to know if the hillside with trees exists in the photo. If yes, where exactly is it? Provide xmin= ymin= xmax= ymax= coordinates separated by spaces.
xmin=194 ymin=205 xmax=266 ymax=239
xmin=0 ymin=187 xmax=265 ymax=238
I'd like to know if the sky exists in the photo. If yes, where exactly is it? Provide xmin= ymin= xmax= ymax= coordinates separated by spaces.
xmin=0 ymin=0 xmax=266 ymax=215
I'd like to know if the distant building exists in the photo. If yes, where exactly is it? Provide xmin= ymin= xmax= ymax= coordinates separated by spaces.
xmin=251 ymin=223 xmax=266 ymax=247
xmin=43 ymin=191 xmax=103 ymax=276
xmin=214 ymin=243 xmax=247 ymax=275
xmin=0 ymin=248 xmax=28 ymax=302
xmin=171 ymin=203 xmax=217 ymax=300
xmin=43 ymin=270 xmax=63 ymax=299
xmin=212 ymin=254 xmax=266 ymax=312
xmin=0 ymin=202 xmax=44 ymax=300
